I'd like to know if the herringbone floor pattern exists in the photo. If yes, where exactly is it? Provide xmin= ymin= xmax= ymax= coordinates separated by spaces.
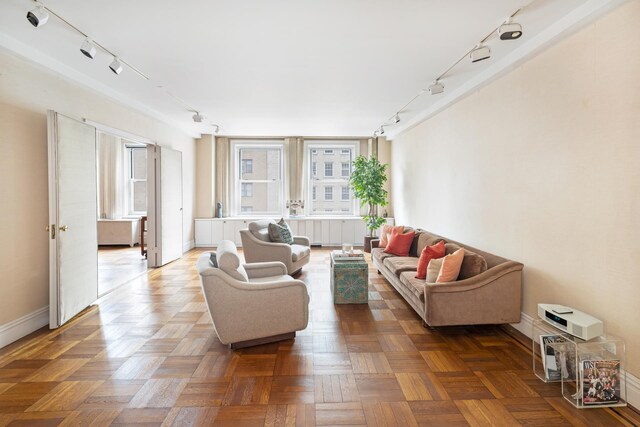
xmin=0 ymin=248 xmax=637 ymax=426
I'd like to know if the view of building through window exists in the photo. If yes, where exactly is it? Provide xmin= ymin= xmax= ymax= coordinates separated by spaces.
xmin=236 ymin=146 xmax=283 ymax=215
xmin=309 ymin=145 xmax=356 ymax=215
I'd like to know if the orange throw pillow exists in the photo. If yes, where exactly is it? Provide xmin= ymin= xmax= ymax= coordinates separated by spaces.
xmin=436 ymin=248 xmax=465 ymax=283
xmin=383 ymin=229 xmax=415 ymax=257
xmin=378 ymin=224 xmax=404 ymax=248
xmin=415 ymin=240 xmax=445 ymax=279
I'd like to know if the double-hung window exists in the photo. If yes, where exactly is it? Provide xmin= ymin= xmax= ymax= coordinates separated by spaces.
xmin=126 ymin=145 xmax=147 ymax=215
xmin=307 ymin=142 xmax=357 ymax=216
xmin=233 ymin=142 xmax=284 ymax=216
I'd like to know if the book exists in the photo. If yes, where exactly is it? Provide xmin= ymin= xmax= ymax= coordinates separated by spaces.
xmin=540 ymin=334 xmax=576 ymax=381
xmin=332 ymin=249 xmax=365 ymax=261
xmin=581 ymin=359 xmax=621 ymax=405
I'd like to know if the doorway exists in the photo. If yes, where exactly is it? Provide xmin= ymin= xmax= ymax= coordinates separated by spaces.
xmin=96 ymin=133 xmax=148 ymax=296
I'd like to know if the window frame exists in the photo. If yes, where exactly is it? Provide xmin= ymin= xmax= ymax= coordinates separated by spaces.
xmin=325 ymin=186 xmax=333 ymax=201
xmin=231 ymin=141 xmax=285 ymax=217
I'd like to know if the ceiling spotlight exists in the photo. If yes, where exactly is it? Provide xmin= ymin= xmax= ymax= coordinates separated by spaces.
xmin=428 ymin=80 xmax=445 ymax=95
xmin=211 ymin=124 xmax=220 ymax=134
xmin=394 ymin=113 xmax=400 ymax=124
xmin=80 ymin=38 xmax=96 ymax=59
xmin=109 ymin=57 xmax=123 ymax=74
xmin=499 ymin=20 xmax=523 ymax=40
xmin=26 ymin=3 xmax=49 ymax=27
xmin=470 ymin=44 xmax=491 ymax=63
xmin=192 ymin=112 xmax=206 ymax=123
xmin=379 ymin=126 xmax=385 ymax=135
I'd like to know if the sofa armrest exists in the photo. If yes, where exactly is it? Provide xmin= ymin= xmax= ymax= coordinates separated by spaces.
xmin=292 ymin=236 xmax=310 ymax=246
xmin=425 ymin=261 xmax=523 ymax=294
xmin=244 ymin=261 xmax=288 ymax=278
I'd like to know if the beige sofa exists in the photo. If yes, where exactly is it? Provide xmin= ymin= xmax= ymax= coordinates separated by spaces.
xmin=196 ymin=240 xmax=309 ymax=348
xmin=240 ymin=220 xmax=311 ymax=275
xmin=372 ymin=228 xmax=523 ymax=327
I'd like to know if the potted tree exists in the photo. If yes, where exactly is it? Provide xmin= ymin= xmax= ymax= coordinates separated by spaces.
xmin=349 ymin=155 xmax=389 ymax=252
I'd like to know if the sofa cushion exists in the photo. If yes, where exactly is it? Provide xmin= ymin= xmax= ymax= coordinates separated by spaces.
xmin=437 ymin=248 xmax=465 ymax=283
xmin=268 ymin=219 xmax=294 ymax=244
xmin=291 ymin=244 xmax=310 ymax=262
xmin=379 ymin=224 xmax=404 ymax=248
xmin=399 ymin=271 xmax=426 ymax=301
xmin=372 ymin=248 xmax=394 ymax=265
xmin=383 ymin=256 xmax=419 ymax=277
xmin=216 ymin=240 xmax=249 ymax=282
xmin=384 ymin=230 xmax=415 ymax=257
xmin=416 ymin=232 xmax=446 ymax=257
xmin=445 ymin=243 xmax=488 ymax=280
xmin=426 ymin=258 xmax=443 ymax=283
xmin=249 ymin=220 xmax=273 ymax=242
xmin=415 ymin=240 xmax=446 ymax=279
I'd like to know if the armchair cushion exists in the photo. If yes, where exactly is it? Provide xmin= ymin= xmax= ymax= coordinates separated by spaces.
xmin=290 ymin=244 xmax=311 ymax=262
xmin=268 ymin=218 xmax=294 ymax=244
xmin=249 ymin=219 xmax=273 ymax=242
xmin=217 ymin=240 xmax=249 ymax=282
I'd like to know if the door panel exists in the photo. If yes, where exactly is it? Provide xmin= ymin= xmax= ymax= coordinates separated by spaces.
xmin=147 ymin=145 xmax=183 ymax=267
xmin=48 ymin=111 xmax=98 ymax=328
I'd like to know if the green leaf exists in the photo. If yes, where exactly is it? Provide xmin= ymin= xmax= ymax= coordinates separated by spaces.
xmin=349 ymin=155 xmax=389 ymax=235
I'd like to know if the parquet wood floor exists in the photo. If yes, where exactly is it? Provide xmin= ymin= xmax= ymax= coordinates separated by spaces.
xmin=0 ymin=248 xmax=638 ymax=426
xmin=98 ymin=246 xmax=148 ymax=296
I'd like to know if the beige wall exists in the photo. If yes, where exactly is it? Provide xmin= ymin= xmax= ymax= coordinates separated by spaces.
xmin=0 ymin=50 xmax=197 ymax=326
xmin=391 ymin=2 xmax=640 ymax=376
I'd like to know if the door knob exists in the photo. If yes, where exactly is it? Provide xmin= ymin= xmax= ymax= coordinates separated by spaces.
xmin=59 ymin=225 xmax=69 ymax=232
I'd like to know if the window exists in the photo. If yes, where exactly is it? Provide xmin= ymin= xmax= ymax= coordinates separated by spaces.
xmin=341 ymin=162 xmax=350 ymax=177
xmin=241 ymin=159 xmax=253 ymax=174
xmin=234 ymin=143 xmax=283 ymax=216
xmin=324 ymin=162 xmax=333 ymax=177
xmin=325 ymin=187 xmax=333 ymax=201
xmin=307 ymin=143 xmax=357 ymax=216
xmin=341 ymin=186 xmax=350 ymax=200
xmin=126 ymin=146 xmax=147 ymax=215
xmin=241 ymin=183 xmax=253 ymax=197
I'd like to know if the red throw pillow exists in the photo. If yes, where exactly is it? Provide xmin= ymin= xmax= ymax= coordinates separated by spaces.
xmin=379 ymin=224 xmax=404 ymax=248
xmin=415 ymin=240 xmax=445 ymax=279
xmin=383 ymin=229 xmax=415 ymax=257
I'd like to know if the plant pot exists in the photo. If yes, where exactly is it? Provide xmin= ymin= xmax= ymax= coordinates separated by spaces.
xmin=363 ymin=235 xmax=374 ymax=253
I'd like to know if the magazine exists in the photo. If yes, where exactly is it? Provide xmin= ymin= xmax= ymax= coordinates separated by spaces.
xmin=540 ymin=334 xmax=576 ymax=381
xmin=581 ymin=359 xmax=621 ymax=405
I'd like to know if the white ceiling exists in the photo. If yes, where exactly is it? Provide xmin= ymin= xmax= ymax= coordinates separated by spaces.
xmin=0 ymin=0 xmax=625 ymax=138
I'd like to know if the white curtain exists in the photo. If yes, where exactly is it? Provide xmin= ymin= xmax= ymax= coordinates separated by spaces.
xmin=97 ymin=132 xmax=123 ymax=219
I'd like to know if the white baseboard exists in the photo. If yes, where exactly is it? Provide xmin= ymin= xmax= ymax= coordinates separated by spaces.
xmin=183 ymin=240 xmax=195 ymax=252
xmin=509 ymin=312 xmax=639 ymax=409
xmin=0 ymin=306 xmax=49 ymax=349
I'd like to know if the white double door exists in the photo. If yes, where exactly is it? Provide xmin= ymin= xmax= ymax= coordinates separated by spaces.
xmin=47 ymin=111 xmax=183 ymax=328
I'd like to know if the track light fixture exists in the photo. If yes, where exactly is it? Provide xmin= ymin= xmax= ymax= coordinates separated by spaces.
xmin=26 ymin=3 xmax=49 ymax=27
xmin=428 ymin=80 xmax=445 ymax=95
xmin=109 ymin=57 xmax=123 ymax=75
xmin=499 ymin=19 xmax=523 ymax=40
xmin=211 ymin=124 xmax=220 ymax=134
xmin=192 ymin=112 xmax=206 ymax=123
xmin=394 ymin=113 xmax=400 ymax=124
xmin=470 ymin=44 xmax=491 ymax=63
xmin=379 ymin=126 xmax=385 ymax=135
xmin=80 ymin=38 xmax=96 ymax=59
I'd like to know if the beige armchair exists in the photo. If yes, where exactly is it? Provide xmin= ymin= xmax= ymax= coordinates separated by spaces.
xmin=239 ymin=219 xmax=311 ymax=275
xmin=196 ymin=240 xmax=309 ymax=349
